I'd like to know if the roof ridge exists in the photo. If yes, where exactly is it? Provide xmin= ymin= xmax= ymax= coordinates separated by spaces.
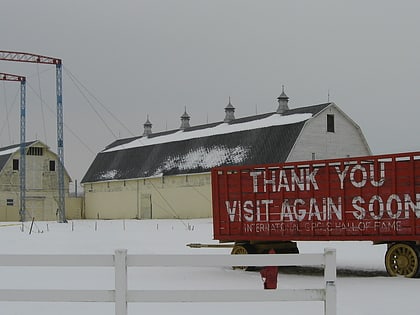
xmin=0 ymin=140 xmax=38 ymax=152
xmin=106 ymin=103 xmax=330 ymax=148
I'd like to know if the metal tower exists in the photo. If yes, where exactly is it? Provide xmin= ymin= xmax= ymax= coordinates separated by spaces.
xmin=0 ymin=51 xmax=66 ymax=222
xmin=0 ymin=72 xmax=26 ymax=221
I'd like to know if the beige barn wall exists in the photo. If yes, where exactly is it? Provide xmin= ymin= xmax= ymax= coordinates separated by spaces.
xmin=66 ymin=197 xmax=84 ymax=219
xmin=0 ymin=196 xmax=83 ymax=222
xmin=0 ymin=202 xmax=20 ymax=221
xmin=85 ymin=189 xmax=138 ymax=219
xmin=0 ymin=163 xmax=20 ymax=221
xmin=83 ymin=173 xmax=212 ymax=219
xmin=0 ymin=193 xmax=59 ymax=222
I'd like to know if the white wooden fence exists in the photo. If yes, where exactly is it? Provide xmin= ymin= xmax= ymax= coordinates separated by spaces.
xmin=0 ymin=248 xmax=336 ymax=315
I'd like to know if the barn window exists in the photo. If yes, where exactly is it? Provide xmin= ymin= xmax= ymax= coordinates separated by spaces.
xmin=27 ymin=147 xmax=44 ymax=156
xmin=12 ymin=159 xmax=19 ymax=171
xmin=49 ymin=160 xmax=56 ymax=171
xmin=6 ymin=199 xmax=14 ymax=206
xmin=327 ymin=114 xmax=335 ymax=132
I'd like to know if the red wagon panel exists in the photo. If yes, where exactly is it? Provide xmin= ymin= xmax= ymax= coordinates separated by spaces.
xmin=212 ymin=152 xmax=420 ymax=243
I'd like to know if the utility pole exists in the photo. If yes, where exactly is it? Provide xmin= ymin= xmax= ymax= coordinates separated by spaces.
xmin=0 ymin=73 xmax=26 ymax=222
xmin=0 ymin=51 xmax=66 ymax=222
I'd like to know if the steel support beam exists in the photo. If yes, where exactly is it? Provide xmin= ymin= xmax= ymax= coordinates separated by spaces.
xmin=0 ymin=51 xmax=60 ymax=65
xmin=0 ymin=73 xmax=26 ymax=222
xmin=0 ymin=51 xmax=66 ymax=222
xmin=19 ymin=80 xmax=26 ymax=222
xmin=56 ymin=64 xmax=66 ymax=223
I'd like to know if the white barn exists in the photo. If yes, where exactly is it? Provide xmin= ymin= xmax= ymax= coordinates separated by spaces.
xmin=0 ymin=140 xmax=83 ymax=221
xmin=81 ymin=91 xmax=371 ymax=219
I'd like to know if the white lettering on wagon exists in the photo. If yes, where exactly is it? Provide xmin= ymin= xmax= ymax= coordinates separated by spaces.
xmin=226 ymin=193 xmax=420 ymax=223
xmin=224 ymin=160 xmax=420 ymax=230
xmin=335 ymin=162 xmax=386 ymax=189
xmin=352 ymin=193 xmax=420 ymax=220
xmin=225 ymin=199 xmax=273 ymax=222
xmin=249 ymin=168 xmax=319 ymax=193
xmin=280 ymin=197 xmax=342 ymax=222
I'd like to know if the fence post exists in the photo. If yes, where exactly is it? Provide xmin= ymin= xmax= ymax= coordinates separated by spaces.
xmin=115 ymin=249 xmax=128 ymax=315
xmin=324 ymin=248 xmax=336 ymax=315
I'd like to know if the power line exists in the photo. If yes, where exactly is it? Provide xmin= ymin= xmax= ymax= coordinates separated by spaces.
xmin=63 ymin=66 xmax=135 ymax=137
xmin=148 ymin=178 xmax=189 ymax=228
xmin=26 ymin=82 xmax=96 ymax=155
xmin=63 ymin=69 xmax=118 ymax=139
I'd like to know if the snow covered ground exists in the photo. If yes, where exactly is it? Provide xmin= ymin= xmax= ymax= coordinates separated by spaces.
xmin=0 ymin=218 xmax=419 ymax=315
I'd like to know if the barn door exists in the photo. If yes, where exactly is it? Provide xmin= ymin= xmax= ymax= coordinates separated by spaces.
xmin=140 ymin=194 xmax=152 ymax=219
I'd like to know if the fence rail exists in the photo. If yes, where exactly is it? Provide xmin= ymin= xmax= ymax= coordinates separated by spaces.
xmin=0 ymin=248 xmax=336 ymax=315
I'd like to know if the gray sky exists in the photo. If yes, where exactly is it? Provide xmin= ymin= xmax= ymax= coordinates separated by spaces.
xmin=1 ymin=0 xmax=420 ymax=190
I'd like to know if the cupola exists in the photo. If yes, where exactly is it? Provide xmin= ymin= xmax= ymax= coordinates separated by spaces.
xmin=143 ymin=116 xmax=152 ymax=136
xmin=180 ymin=107 xmax=191 ymax=130
xmin=276 ymin=85 xmax=289 ymax=114
xmin=224 ymin=97 xmax=236 ymax=122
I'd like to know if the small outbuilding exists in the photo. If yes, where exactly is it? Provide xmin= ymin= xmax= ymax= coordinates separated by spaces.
xmin=0 ymin=140 xmax=82 ymax=221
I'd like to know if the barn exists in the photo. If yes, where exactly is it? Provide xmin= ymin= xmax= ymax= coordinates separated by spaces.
xmin=81 ymin=91 xmax=371 ymax=219
xmin=0 ymin=140 xmax=83 ymax=221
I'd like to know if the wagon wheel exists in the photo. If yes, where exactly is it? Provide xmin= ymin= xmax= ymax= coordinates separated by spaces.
xmin=385 ymin=243 xmax=420 ymax=278
xmin=231 ymin=244 xmax=255 ymax=271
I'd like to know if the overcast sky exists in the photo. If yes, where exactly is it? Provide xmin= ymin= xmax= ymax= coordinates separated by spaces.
xmin=1 ymin=0 xmax=420 ymax=189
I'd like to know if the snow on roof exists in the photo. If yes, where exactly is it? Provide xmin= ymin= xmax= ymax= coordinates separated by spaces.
xmin=96 ymin=145 xmax=249 ymax=180
xmin=151 ymin=145 xmax=249 ymax=177
xmin=98 ymin=169 xmax=119 ymax=180
xmin=104 ymin=112 xmax=312 ymax=153
xmin=0 ymin=147 xmax=19 ymax=156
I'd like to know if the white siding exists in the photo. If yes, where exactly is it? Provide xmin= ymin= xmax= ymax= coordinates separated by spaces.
xmin=287 ymin=105 xmax=371 ymax=162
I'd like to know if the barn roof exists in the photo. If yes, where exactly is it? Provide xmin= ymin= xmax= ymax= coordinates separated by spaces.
xmin=0 ymin=141 xmax=37 ymax=171
xmin=0 ymin=140 xmax=72 ymax=181
xmin=81 ymin=103 xmax=331 ymax=183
